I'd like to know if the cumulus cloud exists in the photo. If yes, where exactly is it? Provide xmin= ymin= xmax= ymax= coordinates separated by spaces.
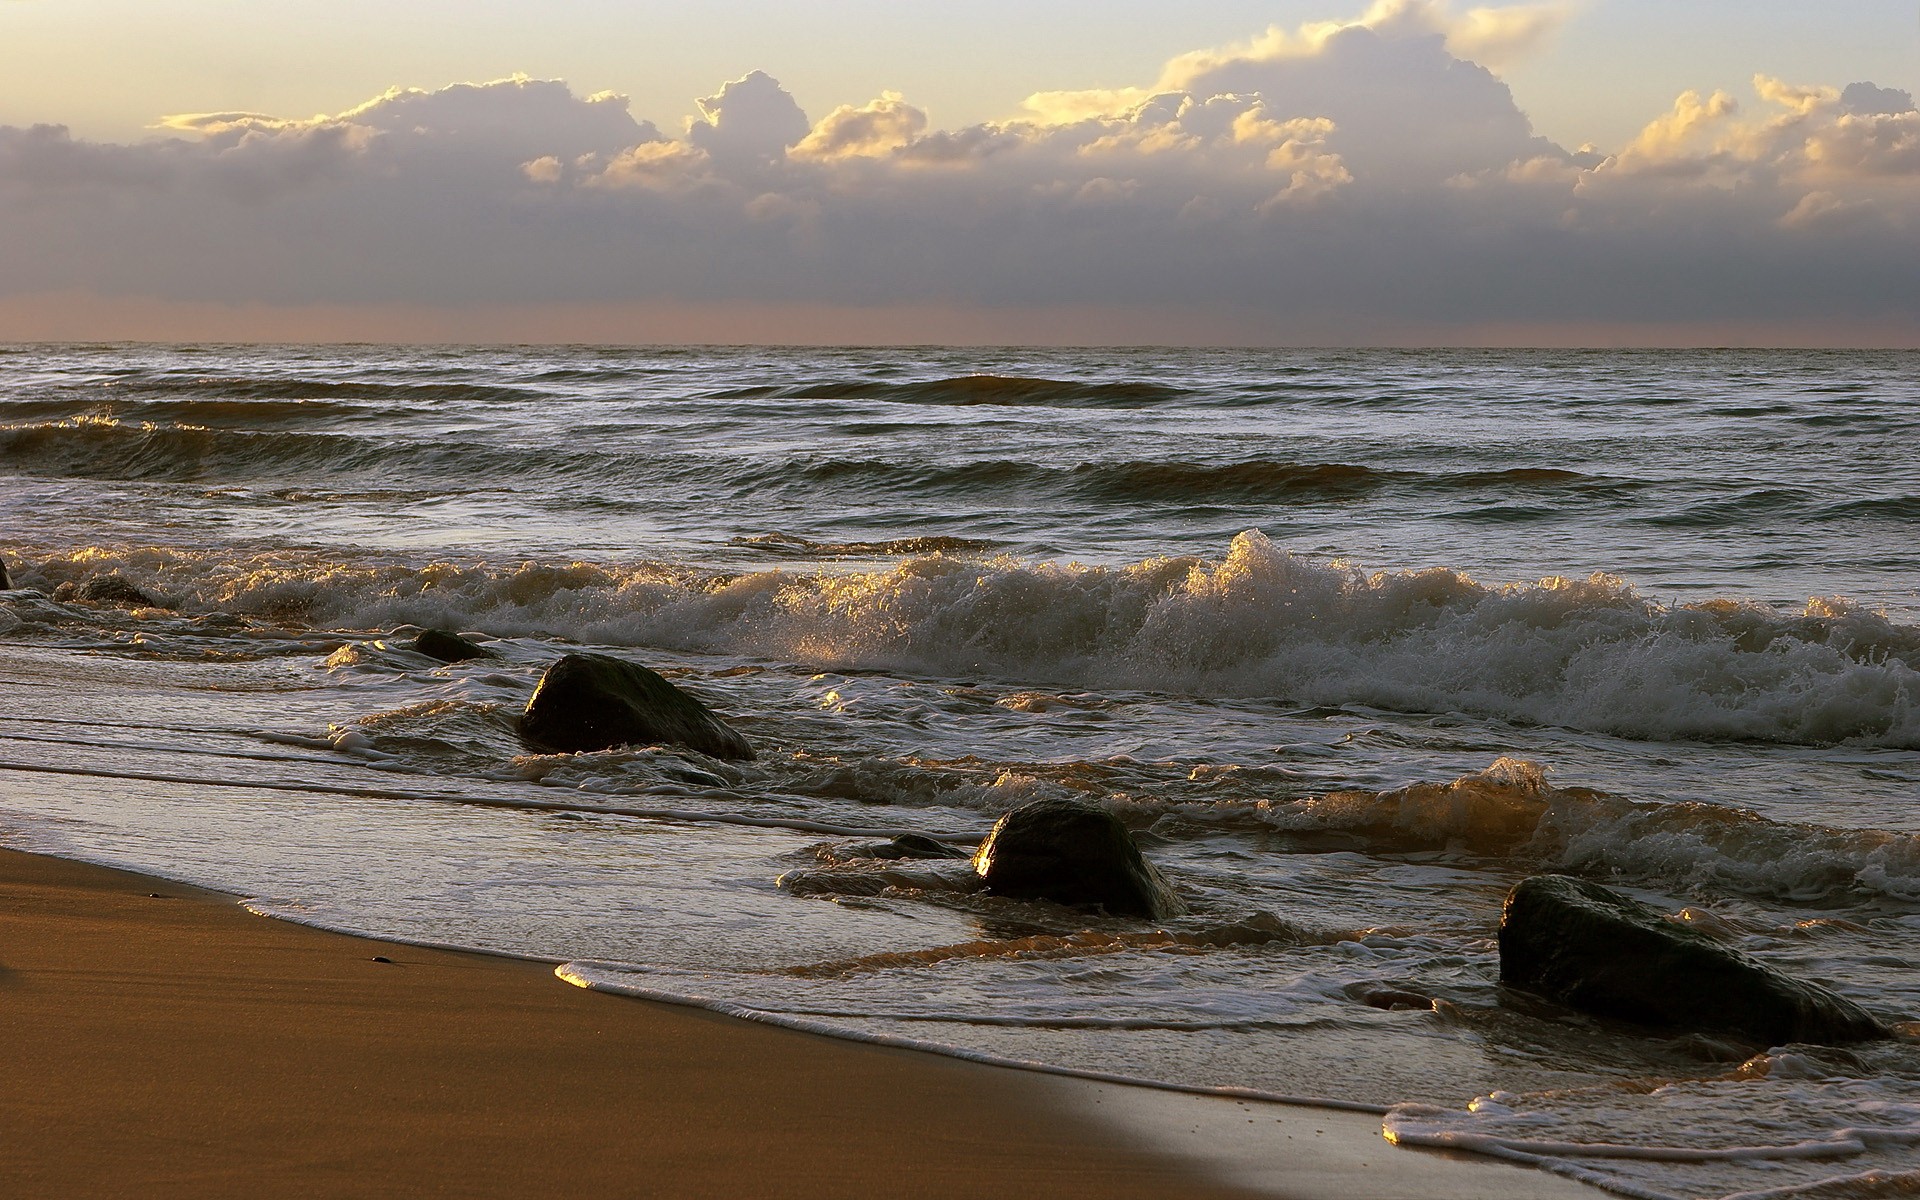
xmin=687 ymin=70 xmax=810 ymax=172
xmin=1151 ymin=0 xmax=1571 ymax=82
xmin=1600 ymin=73 xmax=1920 ymax=185
xmin=792 ymin=92 xmax=928 ymax=160
xmin=1841 ymin=83 xmax=1917 ymax=117
xmin=1034 ymin=0 xmax=1563 ymax=183
xmin=0 ymin=6 xmax=1914 ymax=341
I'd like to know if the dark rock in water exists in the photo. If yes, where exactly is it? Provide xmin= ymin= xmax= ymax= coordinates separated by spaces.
xmin=856 ymin=834 xmax=972 ymax=861
xmin=972 ymin=797 xmax=1185 ymax=919
xmin=520 ymin=652 xmax=754 ymax=760
xmin=1345 ymin=982 xmax=1435 ymax=1012
xmin=53 ymin=574 xmax=164 ymax=608
xmin=0 ymin=557 xmax=10 ymax=590
xmin=412 ymin=629 xmax=494 ymax=663
xmin=1499 ymin=874 xmax=1887 ymax=1045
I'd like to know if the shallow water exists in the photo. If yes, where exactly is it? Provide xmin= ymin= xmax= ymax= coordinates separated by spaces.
xmin=3 ymin=344 xmax=1919 ymax=1199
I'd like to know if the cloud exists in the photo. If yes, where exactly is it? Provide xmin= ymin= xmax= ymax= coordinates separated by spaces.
xmin=1778 ymin=190 xmax=1879 ymax=232
xmin=793 ymin=92 xmax=928 ymax=160
xmin=1150 ymin=0 xmax=1571 ymax=82
xmin=1619 ymin=88 xmax=1739 ymax=164
xmin=1602 ymin=74 xmax=1920 ymax=184
xmin=0 ymin=10 xmax=1914 ymax=343
xmin=1441 ymin=1 xmax=1572 ymax=67
xmin=1047 ymin=0 xmax=1567 ymax=184
xmin=1841 ymin=83 xmax=1917 ymax=117
xmin=687 ymin=70 xmax=811 ymax=173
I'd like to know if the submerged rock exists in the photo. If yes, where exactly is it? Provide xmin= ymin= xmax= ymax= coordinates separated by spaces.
xmin=53 ymin=574 xmax=163 ymax=608
xmin=855 ymin=834 xmax=972 ymax=861
xmin=412 ymin=629 xmax=494 ymax=663
xmin=520 ymin=652 xmax=754 ymax=760
xmin=971 ymin=797 xmax=1185 ymax=919
xmin=1499 ymin=874 xmax=1887 ymax=1045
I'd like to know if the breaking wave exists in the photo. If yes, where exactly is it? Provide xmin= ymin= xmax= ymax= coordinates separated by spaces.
xmin=9 ymin=531 xmax=1920 ymax=750
xmin=1237 ymin=759 xmax=1920 ymax=903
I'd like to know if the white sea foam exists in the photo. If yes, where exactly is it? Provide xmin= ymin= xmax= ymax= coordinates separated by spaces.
xmin=12 ymin=531 xmax=1920 ymax=749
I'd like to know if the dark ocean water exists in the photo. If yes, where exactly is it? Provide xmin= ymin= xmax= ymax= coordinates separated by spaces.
xmin=3 ymin=344 xmax=1919 ymax=1199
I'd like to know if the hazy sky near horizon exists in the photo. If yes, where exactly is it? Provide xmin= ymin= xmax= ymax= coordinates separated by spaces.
xmin=2 ymin=0 xmax=1917 ymax=344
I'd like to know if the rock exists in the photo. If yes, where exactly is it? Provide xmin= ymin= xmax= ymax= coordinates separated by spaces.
xmin=1499 ymin=874 xmax=1887 ymax=1045
xmin=53 ymin=574 xmax=163 ymax=608
xmin=413 ymin=629 xmax=494 ymax=663
xmin=1345 ymin=982 xmax=1435 ymax=1012
xmin=520 ymin=652 xmax=754 ymax=760
xmin=971 ymin=797 xmax=1185 ymax=919
xmin=0 ymin=557 xmax=10 ymax=590
xmin=856 ymin=834 xmax=972 ymax=861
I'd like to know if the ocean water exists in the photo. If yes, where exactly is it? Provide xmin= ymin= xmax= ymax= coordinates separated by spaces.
xmin=2 ymin=343 xmax=1919 ymax=1199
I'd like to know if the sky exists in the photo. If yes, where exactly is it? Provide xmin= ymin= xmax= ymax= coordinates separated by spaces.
xmin=1 ymin=0 xmax=1916 ymax=345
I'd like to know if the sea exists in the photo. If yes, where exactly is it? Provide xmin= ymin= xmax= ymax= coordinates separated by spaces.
xmin=2 ymin=343 xmax=1919 ymax=1200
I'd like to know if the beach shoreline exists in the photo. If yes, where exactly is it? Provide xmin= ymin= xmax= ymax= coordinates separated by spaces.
xmin=0 ymin=844 xmax=1604 ymax=1199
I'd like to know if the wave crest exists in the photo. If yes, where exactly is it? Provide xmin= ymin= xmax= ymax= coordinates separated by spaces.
xmin=11 ymin=532 xmax=1920 ymax=748
xmin=1261 ymin=759 xmax=1920 ymax=902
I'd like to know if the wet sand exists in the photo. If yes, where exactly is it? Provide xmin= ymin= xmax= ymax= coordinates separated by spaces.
xmin=0 ymin=847 xmax=1602 ymax=1199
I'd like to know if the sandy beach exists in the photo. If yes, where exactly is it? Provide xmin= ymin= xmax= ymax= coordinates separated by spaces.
xmin=0 ymin=845 xmax=1606 ymax=1199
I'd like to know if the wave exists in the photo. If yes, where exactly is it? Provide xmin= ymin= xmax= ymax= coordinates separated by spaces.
xmin=1 ymin=416 xmax=1645 ymax=518
xmin=0 ymin=396 xmax=378 ymax=427
xmin=711 ymin=374 xmax=1187 ymax=408
xmin=0 ymin=418 xmax=392 ymax=481
xmin=753 ymin=457 xmax=1044 ymax=497
xmin=730 ymin=532 xmax=996 ymax=557
xmin=0 ymin=417 xmax=696 ymax=490
xmin=746 ymin=457 xmax=1628 ymax=507
xmin=1637 ymin=489 xmax=1822 ymax=528
xmin=1066 ymin=461 xmax=1627 ymax=504
xmin=9 ymin=533 xmax=1920 ymax=750
xmin=1818 ymin=496 xmax=1920 ymax=522
xmin=95 ymin=373 xmax=543 ymax=406
xmin=1239 ymin=759 xmax=1920 ymax=904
